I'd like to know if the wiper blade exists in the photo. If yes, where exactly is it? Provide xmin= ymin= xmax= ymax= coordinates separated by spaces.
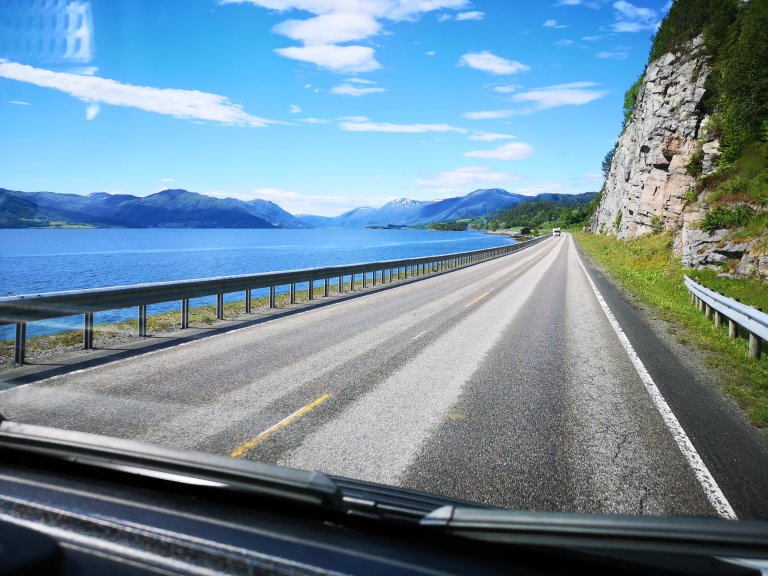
xmin=0 ymin=420 xmax=342 ymax=509
xmin=0 ymin=420 xmax=493 ymax=524
xmin=421 ymin=505 xmax=768 ymax=555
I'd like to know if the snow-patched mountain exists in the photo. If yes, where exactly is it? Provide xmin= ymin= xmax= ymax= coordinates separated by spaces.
xmin=298 ymin=189 xmax=531 ymax=228
xmin=365 ymin=198 xmax=432 ymax=226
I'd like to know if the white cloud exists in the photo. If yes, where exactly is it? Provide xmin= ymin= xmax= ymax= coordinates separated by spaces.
xmin=543 ymin=19 xmax=567 ymax=28
xmin=85 ymin=102 xmax=100 ymax=120
xmin=426 ymin=50 xmax=437 ymax=56
xmin=597 ymin=50 xmax=629 ymax=60
xmin=468 ymin=132 xmax=517 ymax=141
xmin=455 ymin=11 xmax=484 ymax=21
xmin=275 ymin=44 xmax=380 ymax=73
xmin=515 ymin=183 xmax=567 ymax=195
xmin=159 ymin=177 xmax=175 ymax=183
xmin=509 ymin=81 xmax=607 ymax=113
xmin=0 ymin=59 xmax=272 ymax=127
xmin=298 ymin=117 xmax=331 ymax=124
xmin=273 ymin=11 xmax=381 ymax=44
xmin=458 ymin=51 xmax=529 ymax=75
xmin=556 ymin=0 xmax=605 ymax=6
xmin=9 ymin=100 xmax=31 ymax=105
xmin=219 ymin=0 xmax=470 ymax=20
xmin=489 ymin=84 xmax=520 ymax=94
xmin=340 ymin=119 xmax=467 ymax=133
xmin=555 ymin=39 xmax=575 ymax=47
xmin=347 ymin=77 xmax=376 ymax=84
xmin=462 ymin=109 xmax=513 ymax=120
xmin=414 ymin=166 xmax=523 ymax=193
xmin=465 ymin=142 xmax=533 ymax=160
xmin=611 ymin=1 xmax=658 ymax=32
xmin=580 ymin=172 xmax=604 ymax=183
xmin=289 ymin=104 xmax=302 ymax=113
xmin=228 ymin=0 xmax=470 ymax=72
xmin=437 ymin=13 xmax=453 ymax=22
xmin=331 ymin=83 xmax=386 ymax=96
xmin=338 ymin=115 xmax=369 ymax=122
xmin=213 ymin=187 xmax=396 ymax=217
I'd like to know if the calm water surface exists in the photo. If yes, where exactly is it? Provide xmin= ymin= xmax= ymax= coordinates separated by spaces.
xmin=1 ymin=228 xmax=514 ymax=337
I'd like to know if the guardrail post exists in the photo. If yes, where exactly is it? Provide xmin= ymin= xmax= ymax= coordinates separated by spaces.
xmin=751 ymin=307 xmax=764 ymax=359
xmin=705 ymin=303 xmax=713 ymax=320
xmin=729 ymin=318 xmax=738 ymax=339
xmin=372 ymin=271 xmax=377 ymax=286
xmin=84 ymin=312 xmax=94 ymax=349
xmin=363 ymin=272 xmax=368 ymax=288
xmin=290 ymin=283 xmax=296 ymax=303
xmin=14 ymin=322 xmax=26 ymax=365
xmin=269 ymin=286 xmax=276 ymax=308
xmin=138 ymin=305 xmax=147 ymax=337
xmin=397 ymin=266 xmax=401 ymax=280
xmin=749 ymin=332 xmax=762 ymax=359
xmin=308 ymin=280 xmax=314 ymax=301
xmin=324 ymin=278 xmax=330 ymax=297
xmin=181 ymin=298 xmax=190 ymax=329
xmin=217 ymin=294 xmax=225 ymax=320
xmin=714 ymin=310 xmax=723 ymax=329
xmin=338 ymin=276 xmax=343 ymax=294
xmin=350 ymin=274 xmax=356 ymax=292
xmin=245 ymin=290 xmax=252 ymax=313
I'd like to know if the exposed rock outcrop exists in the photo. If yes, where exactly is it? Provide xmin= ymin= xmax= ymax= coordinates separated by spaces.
xmin=591 ymin=35 xmax=711 ymax=238
xmin=589 ymin=35 xmax=767 ymax=281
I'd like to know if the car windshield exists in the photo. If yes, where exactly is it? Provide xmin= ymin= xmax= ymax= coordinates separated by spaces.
xmin=1 ymin=0 xmax=767 ymax=526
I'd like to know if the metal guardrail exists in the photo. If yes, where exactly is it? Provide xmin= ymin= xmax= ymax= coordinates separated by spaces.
xmin=1 ymin=235 xmax=549 ymax=364
xmin=684 ymin=276 xmax=766 ymax=359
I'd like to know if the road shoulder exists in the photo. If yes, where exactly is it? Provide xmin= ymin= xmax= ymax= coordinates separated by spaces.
xmin=572 ymin=237 xmax=768 ymax=519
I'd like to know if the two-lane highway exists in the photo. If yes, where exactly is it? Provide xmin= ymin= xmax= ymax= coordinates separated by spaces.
xmin=1 ymin=235 xmax=766 ymax=518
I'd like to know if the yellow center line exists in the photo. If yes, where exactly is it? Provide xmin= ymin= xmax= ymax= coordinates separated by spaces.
xmin=464 ymin=290 xmax=492 ymax=308
xmin=230 ymin=393 xmax=331 ymax=458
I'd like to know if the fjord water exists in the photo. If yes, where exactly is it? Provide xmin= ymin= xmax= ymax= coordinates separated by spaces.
xmin=0 ymin=228 xmax=515 ymax=338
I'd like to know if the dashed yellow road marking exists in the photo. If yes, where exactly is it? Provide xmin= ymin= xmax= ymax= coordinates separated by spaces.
xmin=464 ymin=290 xmax=492 ymax=308
xmin=230 ymin=393 xmax=331 ymax=458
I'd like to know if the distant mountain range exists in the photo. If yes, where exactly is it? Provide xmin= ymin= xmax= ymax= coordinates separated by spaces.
xmin=0 ymin=188 xmax=309 ymax=229
xmin=297 ymin=189 xmax=597 ymax=228
xmin=0 ymin=187 xmax=596 ymax=229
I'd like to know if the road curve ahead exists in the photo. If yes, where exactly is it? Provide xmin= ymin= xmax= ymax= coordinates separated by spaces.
xmin=1 ymin=235 xmax=766 ymax=518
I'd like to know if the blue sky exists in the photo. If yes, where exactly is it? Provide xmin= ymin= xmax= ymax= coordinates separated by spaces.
xmin=0 ymin=0 xmax=670 ymax=216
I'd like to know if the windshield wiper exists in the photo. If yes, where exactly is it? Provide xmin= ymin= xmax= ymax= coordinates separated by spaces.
xmin=421 ymin=505 xmax=768 ymax=557
xmin=0 ymin=419 xmax=342 ymax=509
xmin=0 ymin=419 xmax=476 ymax=523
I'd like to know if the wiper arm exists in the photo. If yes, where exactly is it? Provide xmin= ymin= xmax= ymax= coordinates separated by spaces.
xmin=421 ymin=505 xmax=768 ymax=556
xmin=0 ymin=420 xmax=342 ymax=509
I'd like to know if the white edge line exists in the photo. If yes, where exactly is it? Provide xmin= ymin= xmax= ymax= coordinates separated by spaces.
xmin=572 ymin=237 xmax=737 ymax=520
xmin=412 ymin=331 xmax=428 ymax=341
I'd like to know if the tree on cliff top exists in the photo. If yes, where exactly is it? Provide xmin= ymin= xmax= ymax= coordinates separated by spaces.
xmin=710 ymin=0 xmax=768 ymax=164
xmin=649 ymin=0 xmax=739 ymax=61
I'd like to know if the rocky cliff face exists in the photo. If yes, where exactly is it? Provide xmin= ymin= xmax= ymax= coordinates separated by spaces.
xmin=591 ymin=35 xmax=713 ymax=239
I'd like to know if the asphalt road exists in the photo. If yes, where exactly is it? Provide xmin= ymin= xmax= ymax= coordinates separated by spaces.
xmin=1 ymin=235 xmax=766 ymax=519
